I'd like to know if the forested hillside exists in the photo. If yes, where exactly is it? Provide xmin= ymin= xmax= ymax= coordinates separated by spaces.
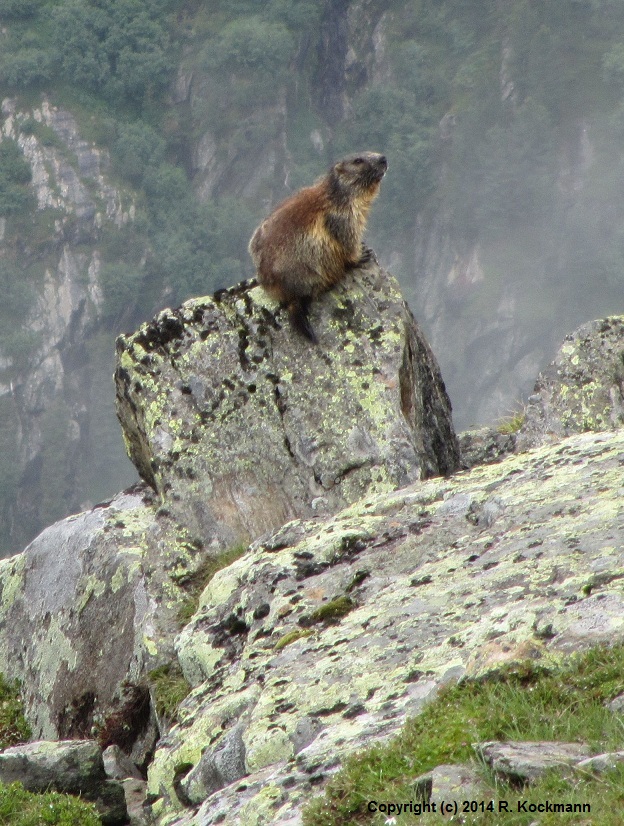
xmin=1 ymin=0 xmax=624 ymax=553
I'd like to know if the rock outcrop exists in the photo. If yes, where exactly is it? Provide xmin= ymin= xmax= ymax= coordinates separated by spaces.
xmin=461 ymin=315 xmax=624 ymax=467
xmin=146 ymin=426 xmax=624 ymax=824
xmin=517 ymin=315 xmax=624 ymax=449
xmin=0 ymin=484 xmax=198 ymax=746
xmin=2 ymin=292 xmax=624 ymax=825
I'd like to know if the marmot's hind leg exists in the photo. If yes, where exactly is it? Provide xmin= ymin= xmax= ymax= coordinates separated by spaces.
xmin=287 ymin=296 xmax=318 ymax=344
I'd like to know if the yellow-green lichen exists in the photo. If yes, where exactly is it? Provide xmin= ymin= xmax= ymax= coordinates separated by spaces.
xmin=110 ymin=562 xmax=137 ymax=593
xmin=244 ymin=724 xmax=294 ymax=773
xmin=238 ymin=783 xmax=284 ymax=825
xmin=0 ymin=555 xmax=25 ymax=612
xmin=75 ymin=575 xmax=106 ymax=614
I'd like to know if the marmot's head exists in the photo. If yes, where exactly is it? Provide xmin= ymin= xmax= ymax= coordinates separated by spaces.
xmin=331 ymin=152 xmax=388 ymax=195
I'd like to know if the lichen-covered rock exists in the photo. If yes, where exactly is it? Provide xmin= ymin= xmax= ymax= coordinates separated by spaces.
xmin=0 ymin=261 xmax=459 ymax=775
xmin=576 ymin=751 xmax=624 ymax=773
xmin=178 ymin=724 xmax=247 ymax=806
xmin=475 ymin=740 xmax=592 ymax=782
xmin=146 ymin=428 xmax=624 ymax=825
xmin=115 ymin=262 xmax=459 ymax=550
xmin=0 ymin=739 xmax=127 ymax=825
xmin=517 ymin=316 xmax=624 ymax=450
xmin=0 ymin=485 xmax=207 ymax=744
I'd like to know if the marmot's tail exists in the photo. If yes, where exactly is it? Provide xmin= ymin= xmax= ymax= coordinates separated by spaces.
xmin=287 ymin=297 xmax=318 ymax=344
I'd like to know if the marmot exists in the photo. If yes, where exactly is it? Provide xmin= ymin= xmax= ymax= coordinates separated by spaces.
xmin=248 ymin=151 xmax=387 ymax=343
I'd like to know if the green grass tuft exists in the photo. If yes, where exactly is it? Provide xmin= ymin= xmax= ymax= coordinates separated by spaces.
xmin=0 ymin=782 xmax=101 ymax=825
xmin=301 ymin=596 xmax=355 ymax=628
xmin=274 ymin=628 xmax=313 ymax=651
xmin=0 ymin=674 xmax=31 ymax=749
xmin=497 ymin=410 xmax=526 ymax=435
xmin=147 ymin=663 xmax=191 ymax=724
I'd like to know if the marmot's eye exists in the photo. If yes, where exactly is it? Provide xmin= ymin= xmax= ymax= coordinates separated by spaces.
xmin=352 ymin=157 xmax=365 ymax=164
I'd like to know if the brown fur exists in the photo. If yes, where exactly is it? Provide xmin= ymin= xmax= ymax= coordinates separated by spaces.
xmin=249 ymin=151 xmax=387 ymax=342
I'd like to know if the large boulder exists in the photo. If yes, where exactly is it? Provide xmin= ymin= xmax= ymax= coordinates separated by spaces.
xmin=517 ymin=315 xmax=624 ymax=450
xmin=115 ymin=262 xmax=460 ymax=550
xmin=0 ymin=485 xmax=204 ymax=746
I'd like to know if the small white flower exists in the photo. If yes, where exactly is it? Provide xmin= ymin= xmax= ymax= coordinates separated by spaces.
xmin=385 ymin=819 xmax=397 ymax=826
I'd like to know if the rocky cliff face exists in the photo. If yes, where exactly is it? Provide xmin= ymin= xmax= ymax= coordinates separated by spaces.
xmin=0 ymin=259 xmax=622 ymax=824
xmin=0 ymin=97 xmax=138 ymax=555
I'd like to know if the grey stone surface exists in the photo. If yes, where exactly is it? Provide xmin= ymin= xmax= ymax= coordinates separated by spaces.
xmin=180 ymin=724 xmax=247 ymax=805
xmin=104 ymin=745 xmax=144 ymax=781
xmin=576 ymin=751 xmax=624 ymax=773
xmin=607 ymin=693 xmax=624 ymax=713
xmin=413 ymin=763 xmax=485 ymax=808
xmin=0 ymin=486 xmax=206 ymax=742
xmin=459 ymin=426 xmax=517 ymax=468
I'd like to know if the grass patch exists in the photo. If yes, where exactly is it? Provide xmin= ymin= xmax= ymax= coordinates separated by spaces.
xmin=372 ymin=765 xmax=624 ymax=826
xmin=0 ymin=680 xmax=99 ymax=823
xmin=176 ymin=543 xmax=248 ymax=626
xmin=497 ymin=410 xmax=526 ymax=435
xmin=0 ymin=674 xmax=31 ymax=749
xmin=147 ymin=662 xmax=191 ymax=724
xmin=303 ymin=645 xmax=624 ymax=825
xmin=0 ymin=782 xmax=101 ymax=825
xmin=300 ymin=596 xmax=355 ymax=628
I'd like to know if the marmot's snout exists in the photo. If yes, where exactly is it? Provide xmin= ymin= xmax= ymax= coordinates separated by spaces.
xmin=368 ymin=154 xmax=387 ymax=183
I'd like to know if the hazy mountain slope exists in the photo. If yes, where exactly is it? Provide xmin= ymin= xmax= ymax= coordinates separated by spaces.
xmin=2 ymin=0 xmax=624 ymax=552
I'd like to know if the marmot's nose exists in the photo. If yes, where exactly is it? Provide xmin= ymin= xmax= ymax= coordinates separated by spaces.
xmin=377 ymin=155 xmax=388 ymax=171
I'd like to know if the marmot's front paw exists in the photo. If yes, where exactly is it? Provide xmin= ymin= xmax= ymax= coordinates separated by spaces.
xmin=358 ymin=246 xmax=377 ymax=265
